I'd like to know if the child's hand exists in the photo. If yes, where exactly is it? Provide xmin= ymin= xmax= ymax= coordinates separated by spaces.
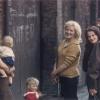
xmin=10 ymin=66 xmax=15 ymax=72
xmin=38 ymin=91 xmax=43 ymax=97
xmin=10 ymin=72 xmax=14 ymax=77
xmin=9 ymin=67 xmax=15 ymax=77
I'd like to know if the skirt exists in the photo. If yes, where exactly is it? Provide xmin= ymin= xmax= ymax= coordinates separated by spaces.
xmin=0 ymin=77 xmax=13 ymax=100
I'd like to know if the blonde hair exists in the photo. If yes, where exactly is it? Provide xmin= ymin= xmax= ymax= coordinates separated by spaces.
xmin=26 ymin=77 xmax=39 ymax=90
xmin=64 ymin=20 xmax=82 ymax=42
xmin=3 ymin=35 xmax=13 ymax=48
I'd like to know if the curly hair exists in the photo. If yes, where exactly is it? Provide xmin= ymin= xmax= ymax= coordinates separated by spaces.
xmin=85 ymin=26 xmax=100 ymax=43
xmin=26 ymin=77 xmax=39 ymax=90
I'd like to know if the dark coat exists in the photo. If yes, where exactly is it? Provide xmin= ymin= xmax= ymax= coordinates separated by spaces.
xmin=0 ymin=77 xmax=13 ymax=100
xmin=83 ymin=42 xmax=100 ymax=98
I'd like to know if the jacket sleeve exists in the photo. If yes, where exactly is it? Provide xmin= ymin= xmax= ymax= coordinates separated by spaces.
xmin=87 ymin=59 xmax=100 ymax=89
xmin=64 ymin=44 xmax=80 ymax=67
xmin=87 ymin=69 xmax=99 ymax=89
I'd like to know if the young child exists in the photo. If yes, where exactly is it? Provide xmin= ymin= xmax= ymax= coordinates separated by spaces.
xmin=0 ymin=35 xmax=15 ymax=85
xmin=24 ymin=77 xmax=41 ymax=100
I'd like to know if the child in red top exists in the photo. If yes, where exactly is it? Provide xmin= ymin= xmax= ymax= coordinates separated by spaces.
xmin=24 ymin=77 xmax=41 ymax=100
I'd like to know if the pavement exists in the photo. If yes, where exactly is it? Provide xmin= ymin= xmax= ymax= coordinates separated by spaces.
xmin=78 ymin=85 xmax=89 ymax=100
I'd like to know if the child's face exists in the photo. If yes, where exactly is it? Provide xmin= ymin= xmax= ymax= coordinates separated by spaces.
xmin=28 ymin=81 xmax=38 ymax=91
xmin=3 ymin=36 xmax=13 ymax=47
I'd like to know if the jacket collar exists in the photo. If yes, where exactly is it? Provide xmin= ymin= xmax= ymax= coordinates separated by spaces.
xmin=63 ymin=39 xmax=80 ymax=48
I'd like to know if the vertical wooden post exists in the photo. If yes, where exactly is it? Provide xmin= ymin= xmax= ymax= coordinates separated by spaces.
xmin=0 ymin=0 xmax=6 ymax=39
xmin=57 ymin=0 xmax=63 ymax=43
xmin=90 ymin=0 xmax=96 ymax=25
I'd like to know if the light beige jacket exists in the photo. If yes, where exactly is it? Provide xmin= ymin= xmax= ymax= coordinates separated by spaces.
xmin=0 ymin=46 xmax=15 ymax=58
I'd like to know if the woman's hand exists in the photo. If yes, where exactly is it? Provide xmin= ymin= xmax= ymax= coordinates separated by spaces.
xmin=10 ymin=66 xmax=15 ymax=77
xmin=89 ymin=89 xmax=97 ymax=96
xmin=51 ymin=69 xmax=56 ymax=77
xmin=51 ymin=69 xmax=56 ymax=80
xmin=51 ymin=69 xmax=59 ymax=84
xmin=51 ymin=74 xmax=59 ymax=84
xmin=51 ymin=63 xmax=57 ymax=82
xmin=4 ymin=67 xmax=11 ymax=76
xmin=0 ymin=59 xmax=11 ymax=75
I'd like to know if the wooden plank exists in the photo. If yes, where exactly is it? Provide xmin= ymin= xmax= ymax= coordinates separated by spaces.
xmin=0 ymin=0 xmax=6 ymax=38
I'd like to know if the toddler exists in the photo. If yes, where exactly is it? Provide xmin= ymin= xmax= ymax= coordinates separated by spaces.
xmin=24 ymin=77 xmax=41 ymax=100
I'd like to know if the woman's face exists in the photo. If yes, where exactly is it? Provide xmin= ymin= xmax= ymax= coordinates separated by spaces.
xmin=64 ymin=26 xmax=75 ymax=39
xmin=87 ymin=31 xmax=99 ymax=44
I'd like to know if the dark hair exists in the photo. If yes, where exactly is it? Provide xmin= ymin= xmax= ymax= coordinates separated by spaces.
xmin=82 ymin=26 xmax=100 ymax=72
xmin=85 ymin=26 xmax=100 ymax=43
xmin=83 ymin=26 xmax=100 ymax=72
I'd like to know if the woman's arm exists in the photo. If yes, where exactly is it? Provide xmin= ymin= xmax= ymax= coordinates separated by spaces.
xmin=52 ymin=44 xmax=80 ymax=76
xmin=0 ymin=59 xmax=10 ymax=75
xmin=51 ymin=64 xmax=67 ymax=76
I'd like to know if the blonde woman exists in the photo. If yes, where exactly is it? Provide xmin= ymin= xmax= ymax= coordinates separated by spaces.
xmin=51 ymin=20 xmax=82 ymax=100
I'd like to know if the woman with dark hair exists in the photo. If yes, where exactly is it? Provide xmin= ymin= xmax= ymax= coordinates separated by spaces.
xmin=82 ymin=26 xmax=100 ymax=100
